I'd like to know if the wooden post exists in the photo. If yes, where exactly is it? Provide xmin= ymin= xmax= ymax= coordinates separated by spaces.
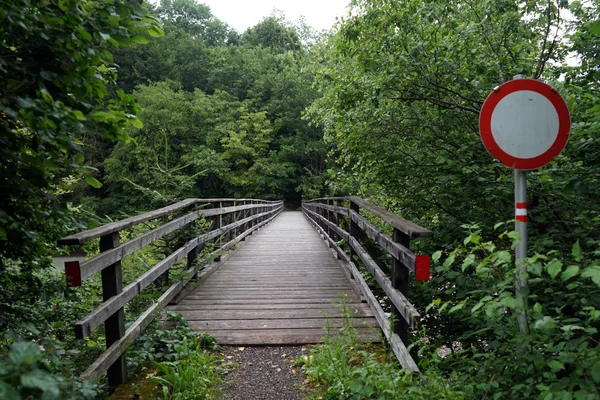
xmin=328 ymin=199 xmax=338 ymax=241
xmin=188 ymin=241 xmax=205 ymax=280
xmin=392 ymin=228 xmax=410 ymax=346
xmin=349 ymin=200 xmax=360 ymax=263
xmin=99 ymin=232 xmax=127 ymax=388
xmin=213 ymin=202 xmax=222 ymax=262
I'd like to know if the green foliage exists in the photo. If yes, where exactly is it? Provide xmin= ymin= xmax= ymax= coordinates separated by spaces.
xmin=0 ymin=338 xmax=103 ymax=400
xmin=423 ymin=228 xmax=600 ymax=399
xmin=300 ymin=304 xmax=463 ymax=399
xmin=0 ymin=0 xmax=162 ymax=266
xmin=128 ymin=313 xmax=222 ymax=400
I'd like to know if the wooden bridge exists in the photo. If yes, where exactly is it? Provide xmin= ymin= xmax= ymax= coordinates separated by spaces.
xmin=57 ymin=198 xmax=432 ymax=387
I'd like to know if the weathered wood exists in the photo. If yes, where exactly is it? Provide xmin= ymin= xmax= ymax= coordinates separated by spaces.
xmin=302 ymin=207 xmax=350 ymax=241
xmin=75 ymin=237 xmax=201 ymax=338
xmin=348 ymin=209 xmax=416 ymax=273
xmin=168 ymin=211 xmax=375 ymax=345
xmin=344 ymin=259 xmax=419 ymax=372
xmin=171 ymin=303 xmax=370 ymax=311
xmin=99 ymin=233 xmax=127 ymax=388
xmin=74 ymin=205 xmax=282 ymax=339
xmin=58 ymin=198 xmax=200 ymax=245
xmin=80 ymin=280 xmax=183 ymax=382
xmin=79 ymin=211 xmax=201 ymax=280
xmin=174 ymin=309 xmax=373 ymax=320
xmin=186 ymin=318 xmax=376 ymax=330
xmin=78 ymin=206 xmax=280 ymax=281
xmin=349 ymin=200 xmax=361 ymax=263
xmin=392 ymin=228 xmax=411 ymax=345
xmin=303 ymin=202 xmax=350 ymax=216
xmin=302 ymin=208 xmax=365 ymax=299
xmin=347 ymin=196 xmax=432 ymax=239
xmin=59 ymin=199 xmax=281 ymax=246
xmin=349 ymin=236 xmax=420 ymax=326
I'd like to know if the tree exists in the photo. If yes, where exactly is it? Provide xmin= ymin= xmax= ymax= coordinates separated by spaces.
xmin=0 ymin=0 xmax=162 ymax=268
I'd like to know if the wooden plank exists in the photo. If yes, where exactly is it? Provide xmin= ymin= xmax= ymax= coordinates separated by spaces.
xmin=187 ymin=318 xmax=377 ymax=330
xmin=80 ymin=278 xmax=183 ymax=382
xmin=347 ymin=196 xmax=432 ymax=239
xmin=302 ymin=209 xmax=365 ymax=299
xmin=170 ymin=303 xmax=371 ymax=311
xmin=392 ymin=228 xmax=410 ymax=345
xmin=75 ymin=237 xmax=200 ymax=338
xmin=79 ymin=207 xmax=280 ymax=281
xmin=178 ymin=298 xmax=350 ymax=305
xmin=58 ymin=198 xmax=200 ymax=245
xmin=99 ymin=233 xmax=127 ymax=387
xmin=79 ymin=211 xmax=201 ymax=280
xmin=76 ymin=206 xmax=283 ymax=337
xmin=176 ymin=308 xmax=370 ymax=320
xmin=344 ymin=259 xmax=419 ymax=372
xmin=348 ymin=209 xmax=416 ymax=273
xmin=349 ymin=236 xmax=420 ymax=325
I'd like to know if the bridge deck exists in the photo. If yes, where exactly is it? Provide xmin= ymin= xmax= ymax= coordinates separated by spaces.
xmin=167 ymin=211 xmax=379 ymax=345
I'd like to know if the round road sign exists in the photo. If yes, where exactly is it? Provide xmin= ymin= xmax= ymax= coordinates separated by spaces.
xmin=479 ymin=79 xmax=570 ymax=170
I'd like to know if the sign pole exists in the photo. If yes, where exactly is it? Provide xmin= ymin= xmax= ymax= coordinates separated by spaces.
xmin=512 ymin=74 xmax=529 ymax=334
xmin=480 ymin=73 xmax=570 ymax=336
xmin=514 ymin=168 xmax=528 ymax=334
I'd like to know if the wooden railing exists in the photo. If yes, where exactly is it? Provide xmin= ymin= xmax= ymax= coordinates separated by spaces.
xmin=58 ymin=198 xmax=283 ymax=387
xmin=302 ymin=197 xmax=433 ymax=372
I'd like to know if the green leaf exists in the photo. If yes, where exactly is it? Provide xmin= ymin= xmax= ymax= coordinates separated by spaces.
xmin=443 ymin=255 xmax=455 ymax=268
xmin=533 ymin=302 xmax=542 ymax=314
xmin=560 ymin=265 xmax=579 ymax=281
xmin=572 ymin=240 xmax=583 ymax=262
xmin=0 ymin=381 xmax=20 ymax=400
xmin=72 ymin=110 xmax=86 ymax=121
xmin=534 ymin=316 xmax=557 ymax=331
xmin=16 ymin=97 xmax=35 ymax=109
xmin=591 ymin=360 xmax=600 ymax=383
xmin=432 ymin=250 xmax=442 ymax=263
xmin=546 ymin=260 xmax=563 ymax=279
xmin=589 ymin=20 xmax=600 ymax=35
xmin=132 ymin=35 xmax=150 ymax=44
xmin=461 ymin=254 xmax=475 ymax=271
xmin=547 ymin=360 xmax=564 ymax=371
xmin=581 ymin=265 xmax=600 ymax=287
xmin=449 ymin=302 xmax=466 ymax=313
xmin=20 ymin=370 xmax=60 ymax=396
xmin=85 ymin=176 xmax=102 ymax=188
xmin=8 ymin=342 xmax=41 ymax=365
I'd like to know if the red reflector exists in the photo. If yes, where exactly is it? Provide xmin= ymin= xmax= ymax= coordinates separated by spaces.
xmin=65 ymin=261 xmax=82 ymax=287
xmin=415 ymin=256 xmax=430 ymax=281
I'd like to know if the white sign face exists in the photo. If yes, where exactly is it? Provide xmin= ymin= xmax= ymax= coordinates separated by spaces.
xmin=479 ymin=79 xmax=570 ymax=170
xmin=490 ymin=90 xmax=560 ymax=159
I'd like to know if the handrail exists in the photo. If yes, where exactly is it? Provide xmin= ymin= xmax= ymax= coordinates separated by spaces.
xmin=303 ymin=196 xmax=433 ymax=239
xmin=302 ymin=197 xmax=432 ymax=372
xmin=58 ymin=198 xmax=280 ymax=245
xmin=57 ymin=198 xmax=283 ymax=386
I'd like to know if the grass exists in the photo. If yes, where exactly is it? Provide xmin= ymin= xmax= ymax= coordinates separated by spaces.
xmin=297 ymin=302 xmax=464 ymax=399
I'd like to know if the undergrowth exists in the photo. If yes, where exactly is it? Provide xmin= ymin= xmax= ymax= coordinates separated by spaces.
xmin=120 ymin=312 xmax=224 ymax=400
xmin=298 ymin=303 xmax=463 ymax=399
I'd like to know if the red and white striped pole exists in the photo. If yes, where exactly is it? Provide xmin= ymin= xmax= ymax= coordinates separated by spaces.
xmin=515 ymin=202 xmax=527 ymax=222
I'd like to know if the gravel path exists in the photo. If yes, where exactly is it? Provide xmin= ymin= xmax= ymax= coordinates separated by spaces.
xmin=219 ymin=346 xmax=308 ymax=400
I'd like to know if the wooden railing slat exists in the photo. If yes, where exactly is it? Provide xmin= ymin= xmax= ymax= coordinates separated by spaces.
xmin=59 ymin=199 xmax=280 ymax=245
xmin=302 ymin=196 xmax=432 ymax=371
xmin=348 ymin=237 xmax=420 ymax=325
xmin=74 ymin=207 xmax=282 ymax=338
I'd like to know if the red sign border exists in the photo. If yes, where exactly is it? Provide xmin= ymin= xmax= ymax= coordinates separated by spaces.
xmin=479 ymin=79 xmax=570 ymax=170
